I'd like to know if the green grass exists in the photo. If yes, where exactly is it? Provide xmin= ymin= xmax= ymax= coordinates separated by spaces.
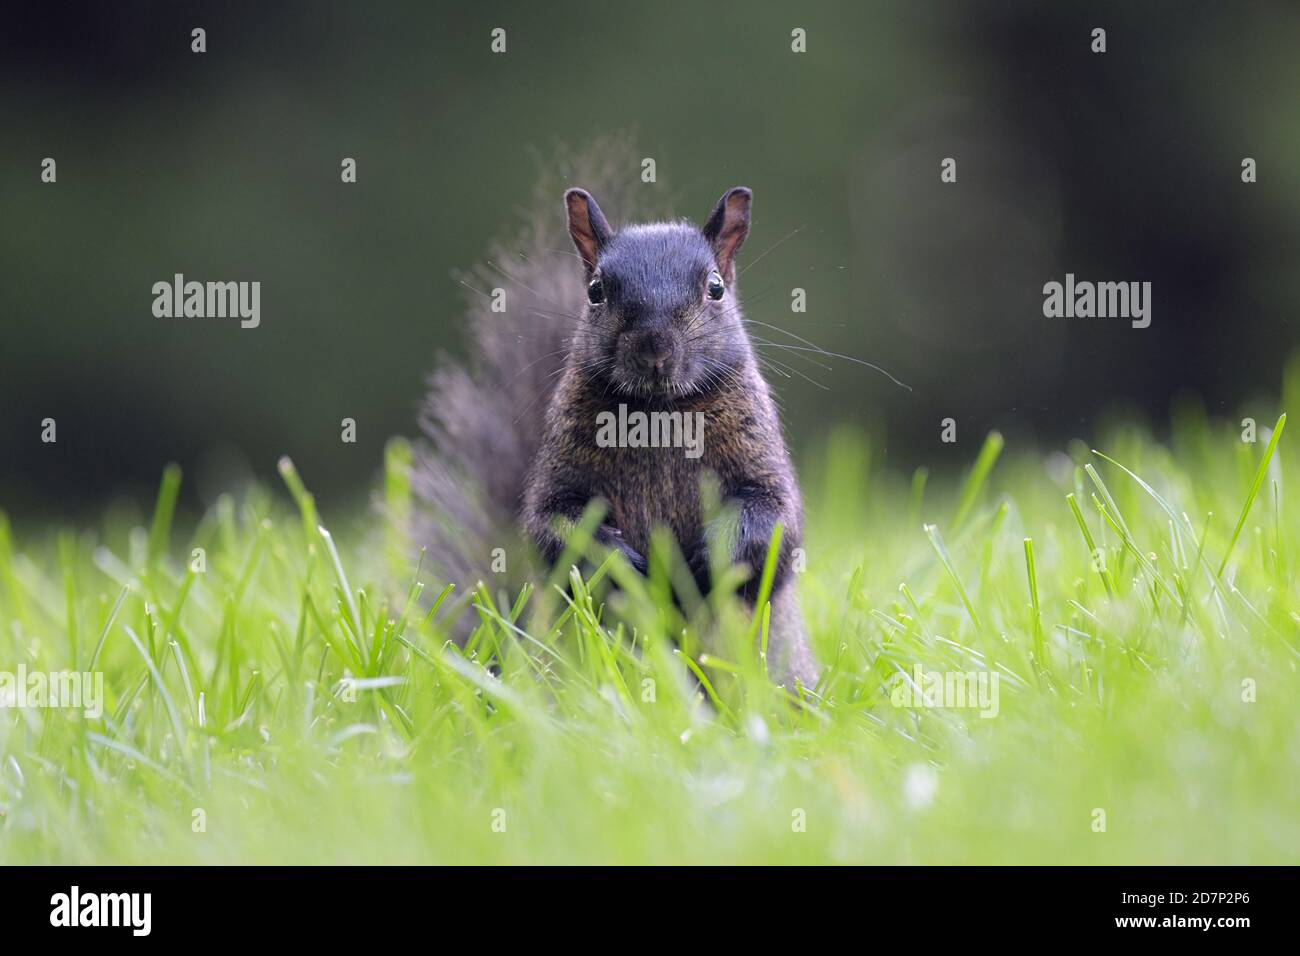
xmin=1 ymin=397 xmax=1298 ymax=864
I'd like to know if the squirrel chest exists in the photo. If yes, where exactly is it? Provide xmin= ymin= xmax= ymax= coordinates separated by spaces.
xmin=550 ymin=390 xmax=776 ymax=554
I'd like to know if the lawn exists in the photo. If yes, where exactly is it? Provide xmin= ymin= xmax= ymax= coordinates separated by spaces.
xmin=1 ymin=376 xmax=1297 ymax=864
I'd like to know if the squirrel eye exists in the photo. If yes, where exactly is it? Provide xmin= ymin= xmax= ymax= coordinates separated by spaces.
xmin=706 ymin=271 xmax=725 ymax=300
xmin=587 ymin=275 xmax=605 ymax=304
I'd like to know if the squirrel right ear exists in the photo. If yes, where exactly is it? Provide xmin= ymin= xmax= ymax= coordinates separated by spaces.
xmin=565 ymin=188 xmax=612 ymax=273
xmin=702 ymin=186 xmax=752 ymax=283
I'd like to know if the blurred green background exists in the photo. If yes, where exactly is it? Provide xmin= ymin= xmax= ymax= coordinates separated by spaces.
xmin=2 ymin=0 xmax=1298 ymax=523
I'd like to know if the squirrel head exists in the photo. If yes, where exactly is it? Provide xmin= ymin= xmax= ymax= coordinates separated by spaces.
xmin=565 ymin=186 xmax=754 ymax=401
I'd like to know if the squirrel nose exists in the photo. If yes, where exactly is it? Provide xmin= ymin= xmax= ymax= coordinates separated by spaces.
xmin=633 ymin=333 xmax=673 ymax=375
xmin=637 ymin=344 xmax=671 ymax=374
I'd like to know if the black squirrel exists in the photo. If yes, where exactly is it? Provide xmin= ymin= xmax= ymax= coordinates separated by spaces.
xmin=413 ymin=153 xmax=817 ymax=689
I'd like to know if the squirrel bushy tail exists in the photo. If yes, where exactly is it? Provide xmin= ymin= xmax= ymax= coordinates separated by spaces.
xmin=412 ymin=140 xmax=649 ymax=616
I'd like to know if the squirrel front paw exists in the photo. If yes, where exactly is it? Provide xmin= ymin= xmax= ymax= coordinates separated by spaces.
xmin=685 ymin=542 xmax=714 ymax=596
xmin=597 ymin=524 xmax=647 ymax=574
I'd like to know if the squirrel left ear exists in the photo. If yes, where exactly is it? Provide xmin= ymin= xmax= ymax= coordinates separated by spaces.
xmin=702 ymin=186 xmax=752 ymax=282
xmin=565 ymin=188 xmax=612 ymax=275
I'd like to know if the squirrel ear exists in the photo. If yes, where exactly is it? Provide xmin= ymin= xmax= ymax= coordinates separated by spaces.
xmin=565 ymin=188 xmax=612 ymax=273
xmin=702 ymin=186 xmax=752 ymax=282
